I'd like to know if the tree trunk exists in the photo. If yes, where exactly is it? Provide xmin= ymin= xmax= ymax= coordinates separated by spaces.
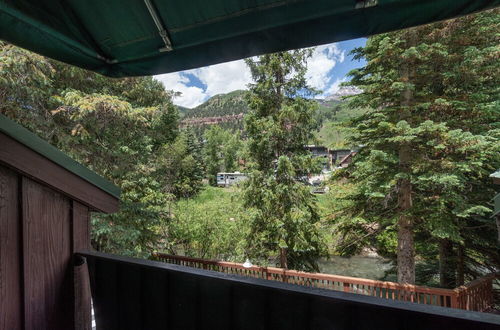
xmin=397 ymin=29 xmax=417 ymax=285
xmin=396 ymin=172 xmax=415 ymax=284
xmin=439 ymin=239 xmax=456 ymax=288
xmin=280 ymin=247 xmax=288 ymax=269
xmin=456 ymin=244 xmax=465 ymax=286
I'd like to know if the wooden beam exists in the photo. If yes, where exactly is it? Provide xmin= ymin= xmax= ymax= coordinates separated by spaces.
xmin=0 ymin=132 xmax=118 ymax=213
xmin=22 ymin=178 xmax=72 ymax=330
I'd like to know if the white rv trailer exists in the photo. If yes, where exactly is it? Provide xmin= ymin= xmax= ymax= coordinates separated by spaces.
xmin=217 ymin=172 xmax=248 ymax=187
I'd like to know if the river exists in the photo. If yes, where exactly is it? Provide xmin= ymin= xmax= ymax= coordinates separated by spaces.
xmin=318 ymin=255 xmax=392 ymax=280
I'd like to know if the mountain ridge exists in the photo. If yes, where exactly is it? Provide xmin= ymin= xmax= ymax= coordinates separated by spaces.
xmin=178 ymin=90 xmax=248 ymax=119
xmin=177 ymin=87 xmax=361 ymax=119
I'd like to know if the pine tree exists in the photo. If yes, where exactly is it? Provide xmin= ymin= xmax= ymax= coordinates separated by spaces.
xmin=335 ymin=9 xmax=500 ymax=285
xmin=158 ymin=129 xmax=204 ymax=199
xmin=203 ymin=126 xmax=242 ymax=185
xmin=0 ymin=41 xmax=181 ymax=256
xmin=243 ymin=51 xmax=326 ymax=271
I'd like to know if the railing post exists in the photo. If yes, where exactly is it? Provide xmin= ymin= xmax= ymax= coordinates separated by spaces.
xmin=343 ymin=282 xmax=350 ymax=293
xmin=488 ymin=276 xmax=494 ymax=309
xmin=450 ymin=290 xmax=459 ymax=308
xmin=450 ymin=289 xmax=460 ymax=309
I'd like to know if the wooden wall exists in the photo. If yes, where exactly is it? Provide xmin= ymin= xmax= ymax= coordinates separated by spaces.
xmin=0 ymin=164 xmax=91 ymax=330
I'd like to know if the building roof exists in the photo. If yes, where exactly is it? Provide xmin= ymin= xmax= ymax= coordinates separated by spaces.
xmin=1 ymin=1 xmax=498 ymax=77
xmin=491 ymin=170 xmax=500 ymax=185
xmin=339 ymin=151 xmax=357 ymax=165
xmin=493 ymin=193 xmax=500 ymax=217
xmin=0 ymin=114 xmax=120 ymax=198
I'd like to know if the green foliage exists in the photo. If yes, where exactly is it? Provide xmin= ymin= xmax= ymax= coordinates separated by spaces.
xmin=160 ymin=186 xmax=250 ymax=260
xmin=203 ymin=126 xmax=243 ymax=185
xmin=314 ymin=102 xmax=367 ymax=148
xmin=0 ymin=42 xmax=188 ymax=257
xmin=157 ymin=129 xmax=204 ymax=199
xmin=243 ymin=50 xmax=327 ymax=271
xmin=330 ymin=9 xmax=500 ymax=285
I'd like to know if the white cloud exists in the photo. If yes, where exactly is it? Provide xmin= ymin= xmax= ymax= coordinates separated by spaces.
xmin=155 ymin=42 xmax=346 ymax=107
xmin=155 ymin=72 xmax=206 ymax=108
xmin=306 ymin=43 xmax=346 ymax=97
xmin=190 ymin=60 xmax=252 ymax=97
xmin=155 ymin=59 xmax=252 ymax=108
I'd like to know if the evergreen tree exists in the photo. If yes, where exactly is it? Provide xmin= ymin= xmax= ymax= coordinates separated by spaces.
xmin=243 ymin=51 xmax=326 ymax=271
xmin=158 ymin=129 xmax=204 ymax=199
xmin=203 ymin=126 xmax=243 ymax=185
xmin=0 ymin=42 xmax=182 ymax=256
xmin=334 ymin=9 xmax=500 ymax=285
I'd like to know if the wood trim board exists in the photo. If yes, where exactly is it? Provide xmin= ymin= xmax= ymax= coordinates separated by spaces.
xmin=0 ymin=132 xmax=118 ymax=213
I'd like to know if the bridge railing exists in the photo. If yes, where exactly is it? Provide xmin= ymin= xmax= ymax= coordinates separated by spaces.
xmin=152 ymin=252 xmax=497 ymax=312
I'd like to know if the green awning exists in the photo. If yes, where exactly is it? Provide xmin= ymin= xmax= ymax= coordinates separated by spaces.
xmin=1 ymin=0 xmax=499 ymax=77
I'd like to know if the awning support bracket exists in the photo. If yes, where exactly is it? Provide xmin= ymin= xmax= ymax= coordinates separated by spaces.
xmin=143 ymin=0 xmax=173 ymax=52
xmin=355 ymin=0 xmax=378 ymax=9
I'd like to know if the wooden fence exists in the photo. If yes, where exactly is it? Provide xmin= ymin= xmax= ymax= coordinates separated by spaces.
xmin=152 ymin=252 xmax=497 ymax=312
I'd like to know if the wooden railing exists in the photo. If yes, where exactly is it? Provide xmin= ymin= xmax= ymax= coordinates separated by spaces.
xmin=152 ymin=252 xmax=497 ymax=312
xmin=455 ymin=273 xmax=496 ymax=312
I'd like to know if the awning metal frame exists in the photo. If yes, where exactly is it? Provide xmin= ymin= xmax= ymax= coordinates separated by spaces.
xmin=143 ymin=0 xmax=172 ymax=52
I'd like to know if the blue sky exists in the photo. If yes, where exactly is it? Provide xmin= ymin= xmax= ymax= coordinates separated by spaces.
xmin=155 ymin=38 xmax=366 ymax=108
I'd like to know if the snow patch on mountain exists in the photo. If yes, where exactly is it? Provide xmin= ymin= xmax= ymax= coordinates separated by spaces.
xmin=324 ymin=86 xmax=362 ymax=101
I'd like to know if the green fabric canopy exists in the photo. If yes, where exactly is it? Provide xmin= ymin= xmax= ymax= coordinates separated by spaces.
xmin=1 ymin=0 xmax=498 ymax=77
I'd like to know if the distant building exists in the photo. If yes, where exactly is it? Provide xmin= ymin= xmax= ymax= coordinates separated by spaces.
xmin=305 ymin=145 xmax=355 ymax=171
xmin=330 ymin=149 xmax=351 ymax=165
xmin=305 ymin=145 xmax=333 ymax=170
xmin=338 ymin=151 xmax=357 ymax=168
xmin=217 ymin=172 xmax=248 ymax=187
xmin=305 ymin=145 xmax=330 ymax=158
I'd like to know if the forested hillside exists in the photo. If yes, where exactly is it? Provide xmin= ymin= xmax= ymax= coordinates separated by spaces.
xmin=179 ymin=87 xmax=363 ymax=146
xmin=180 ymin=90 xmax=249 ymax=118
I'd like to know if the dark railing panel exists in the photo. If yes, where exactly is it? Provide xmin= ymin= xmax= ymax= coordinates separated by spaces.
xmin=81 ymin=252 xmax=500 ymax=330
xmin=141 ymin=268 xmax=169 ymax=329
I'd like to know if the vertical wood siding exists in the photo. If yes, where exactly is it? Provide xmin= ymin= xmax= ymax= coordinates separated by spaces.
xmin=23 ymin=177 xmax=72 ymax=330
xmin=0 ymin=164 xmax=92 ymax=330
xmin=0 ymin=166 xmax=22 ymax=329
